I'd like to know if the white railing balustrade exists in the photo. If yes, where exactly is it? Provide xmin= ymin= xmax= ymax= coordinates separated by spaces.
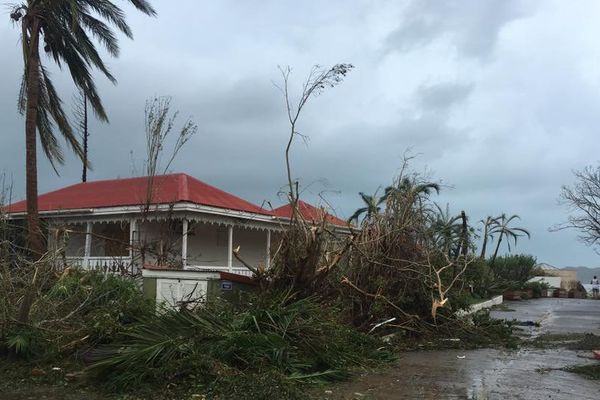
xmin=186 ymin=265 xmax=254 ymax=277
xmin=65 ymin=256 xmax=137 ymax=275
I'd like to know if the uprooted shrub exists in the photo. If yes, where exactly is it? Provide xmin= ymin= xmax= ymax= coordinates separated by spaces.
xmin=88 ymin=292 xmax=391 ymax=392
xmin=338 ymin=175 xmax=475 ymax=333
xmin=255 ymin=169 xmax=482 ymax=336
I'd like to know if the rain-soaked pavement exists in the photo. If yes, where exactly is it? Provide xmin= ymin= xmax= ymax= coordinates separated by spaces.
xmin=315 ymin=298 xmax=600 ymax=400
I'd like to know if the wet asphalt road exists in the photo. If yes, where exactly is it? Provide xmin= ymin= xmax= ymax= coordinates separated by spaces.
xmin=491 ymin=297 xmax=600 ymax=336
xmin=316 ymin=298 xmax=600 ymax=400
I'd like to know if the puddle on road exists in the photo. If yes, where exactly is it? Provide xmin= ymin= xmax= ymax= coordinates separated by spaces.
xmin=316 ymin=348 xmax=599 ymax=400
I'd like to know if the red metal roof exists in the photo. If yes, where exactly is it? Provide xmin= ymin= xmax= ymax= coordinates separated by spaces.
xmin=5 ymin=173 xmax=272 ymax=216
xmin=272 ymin=200 xmax=349 ymax=227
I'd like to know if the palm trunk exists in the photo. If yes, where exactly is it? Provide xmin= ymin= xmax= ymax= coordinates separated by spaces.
xmin=479 ymin=224 xmax=489 ymax=258
xmin=490 ymin=235 xmax=503 ymax=266
xmin=17 ymin=18 xmax=44 ymax=325
xmin=460 ymin=211 xmax=468 ymax=257
xmin=24 ymin=19 xmax=44 ymax=259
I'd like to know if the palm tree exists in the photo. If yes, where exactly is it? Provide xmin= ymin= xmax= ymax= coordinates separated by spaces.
xmin=489 ymin=214 xmax=531 ymax=265
xmin=430 ymin=203 xmax=462 ymax=255
xmin=384 ymin=178 xmax=441 ymax=203
xmin=479 ymin=216 xmax=499 ymax=259
xmin=348 ymin=191 xmax=385 ymax=223
xmin=10 ymin=0 xmax=156 ymax=256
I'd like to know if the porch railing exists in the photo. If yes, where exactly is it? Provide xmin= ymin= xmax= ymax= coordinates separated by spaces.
xmin=65 ymin=256 xmax=137 ymax=276
xmin=186 ymin=265 xmax=254 ymax=277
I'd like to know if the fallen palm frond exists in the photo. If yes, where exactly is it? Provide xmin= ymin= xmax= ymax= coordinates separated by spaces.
xmin=87 ymin=292 xmax=391 ymax=390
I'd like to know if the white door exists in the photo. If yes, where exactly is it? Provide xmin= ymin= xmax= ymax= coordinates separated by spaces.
xmin=156 ymin=278 xmax=207 ymax=309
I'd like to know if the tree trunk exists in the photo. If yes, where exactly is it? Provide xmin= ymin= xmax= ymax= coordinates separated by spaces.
xmin=460 ymin=211 xmax=468 ymax=257
xmin=18 ymin=18 xmax=43 ymax=325
xmin=490 ymin=235 xmax=503 ymax=266
xmin=24 ymin=19 xmax=44 ymax=259
xmin=479 ymin=222 xmax=489 ymax=259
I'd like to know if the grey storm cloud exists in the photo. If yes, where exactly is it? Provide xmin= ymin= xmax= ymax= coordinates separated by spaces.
xmin=1 ymin=0 xmax=600 ymax=267
xmin=385 ymin=0 xmax=535 ymax=59
xmin=415 ymin=82 xmax=474 ymax=112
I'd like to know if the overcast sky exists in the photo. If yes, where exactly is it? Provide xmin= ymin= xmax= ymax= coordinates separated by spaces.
xmin=1 ymin=0 xmax=600 ymax=267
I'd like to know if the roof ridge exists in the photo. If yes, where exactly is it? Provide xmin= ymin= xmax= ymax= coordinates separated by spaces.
xmin=80 ymin=172 xmax=186 ymax=185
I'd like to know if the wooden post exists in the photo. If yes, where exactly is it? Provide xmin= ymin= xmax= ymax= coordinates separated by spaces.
xmin=83 ymin=221 xmax=92 ymax=269
xmin=266 ymin=230 xmax=271 ymax=269
xmin=182 ymin=218 xmax=188 ymax=268
xmin=227 ymin=225 xmax=233 ymax=273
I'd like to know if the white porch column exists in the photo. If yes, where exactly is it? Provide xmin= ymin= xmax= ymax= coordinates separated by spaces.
xmin=182 ymin=218 xmax=189 ymax=268
xmin=265 ymin=230 xmax=271 ymax=269
xmin=227 ymin=225 xmax=233 ymax=273
xmin=129 ymin=219 xmax=137 ymax=258
xmin=83 ymin=222 xmax=92 ymax=268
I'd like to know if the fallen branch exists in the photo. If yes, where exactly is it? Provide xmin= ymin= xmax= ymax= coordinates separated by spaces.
xmin=232 ymin=245 xmax=259 ymax=275
xmin=341 ymin=276 xmax=419 ymax=320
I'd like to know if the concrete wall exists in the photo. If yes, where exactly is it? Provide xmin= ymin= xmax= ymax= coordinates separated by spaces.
xmin=456 ymin=295 xmax=503 ymax=317
xmin=542 ymin=269 xmax=578 ymax=289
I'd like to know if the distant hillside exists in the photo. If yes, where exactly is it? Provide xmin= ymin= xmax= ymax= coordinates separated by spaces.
xmin=563 ymin=266 xmax=600 ymax=283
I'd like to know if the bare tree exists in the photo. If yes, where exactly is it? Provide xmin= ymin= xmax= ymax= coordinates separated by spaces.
xmin=555 ymin=165 xmax=600 ymax=251
xmin=275 ymin=64 xmax=353 ymax=221
xmin=136 ymin=96 xmax=197 ymax=267
xmin=143 ymin=96 xmax=197 ymax=211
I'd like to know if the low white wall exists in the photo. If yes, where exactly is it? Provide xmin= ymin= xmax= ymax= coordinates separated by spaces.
xmin=456 ymin=295 xmax=503 ymax=317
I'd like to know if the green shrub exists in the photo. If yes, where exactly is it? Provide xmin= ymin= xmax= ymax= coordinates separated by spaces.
xmin=2 ymin=268 xmax=154 ymax=360
xmin=491 ymin=254 xmax=537 ymax=284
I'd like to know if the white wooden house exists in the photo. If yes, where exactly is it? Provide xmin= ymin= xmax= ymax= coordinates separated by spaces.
xmin=5 ymin=173 xmax=349 ymax=278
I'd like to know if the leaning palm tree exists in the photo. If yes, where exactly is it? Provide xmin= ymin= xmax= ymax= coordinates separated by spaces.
xmin=10 ymin=0 xmax=156 ymax=256
xmin=489 ymin=214 xmax=531 ymax=265
xmin=479 ymin=216 xmax=499 ymax=259
xmin=348 ymin=191 xmax=384 ymax=223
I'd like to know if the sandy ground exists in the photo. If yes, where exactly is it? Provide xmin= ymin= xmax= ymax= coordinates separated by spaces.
xmin=314 ymin=298 xmax=600 ymax=400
